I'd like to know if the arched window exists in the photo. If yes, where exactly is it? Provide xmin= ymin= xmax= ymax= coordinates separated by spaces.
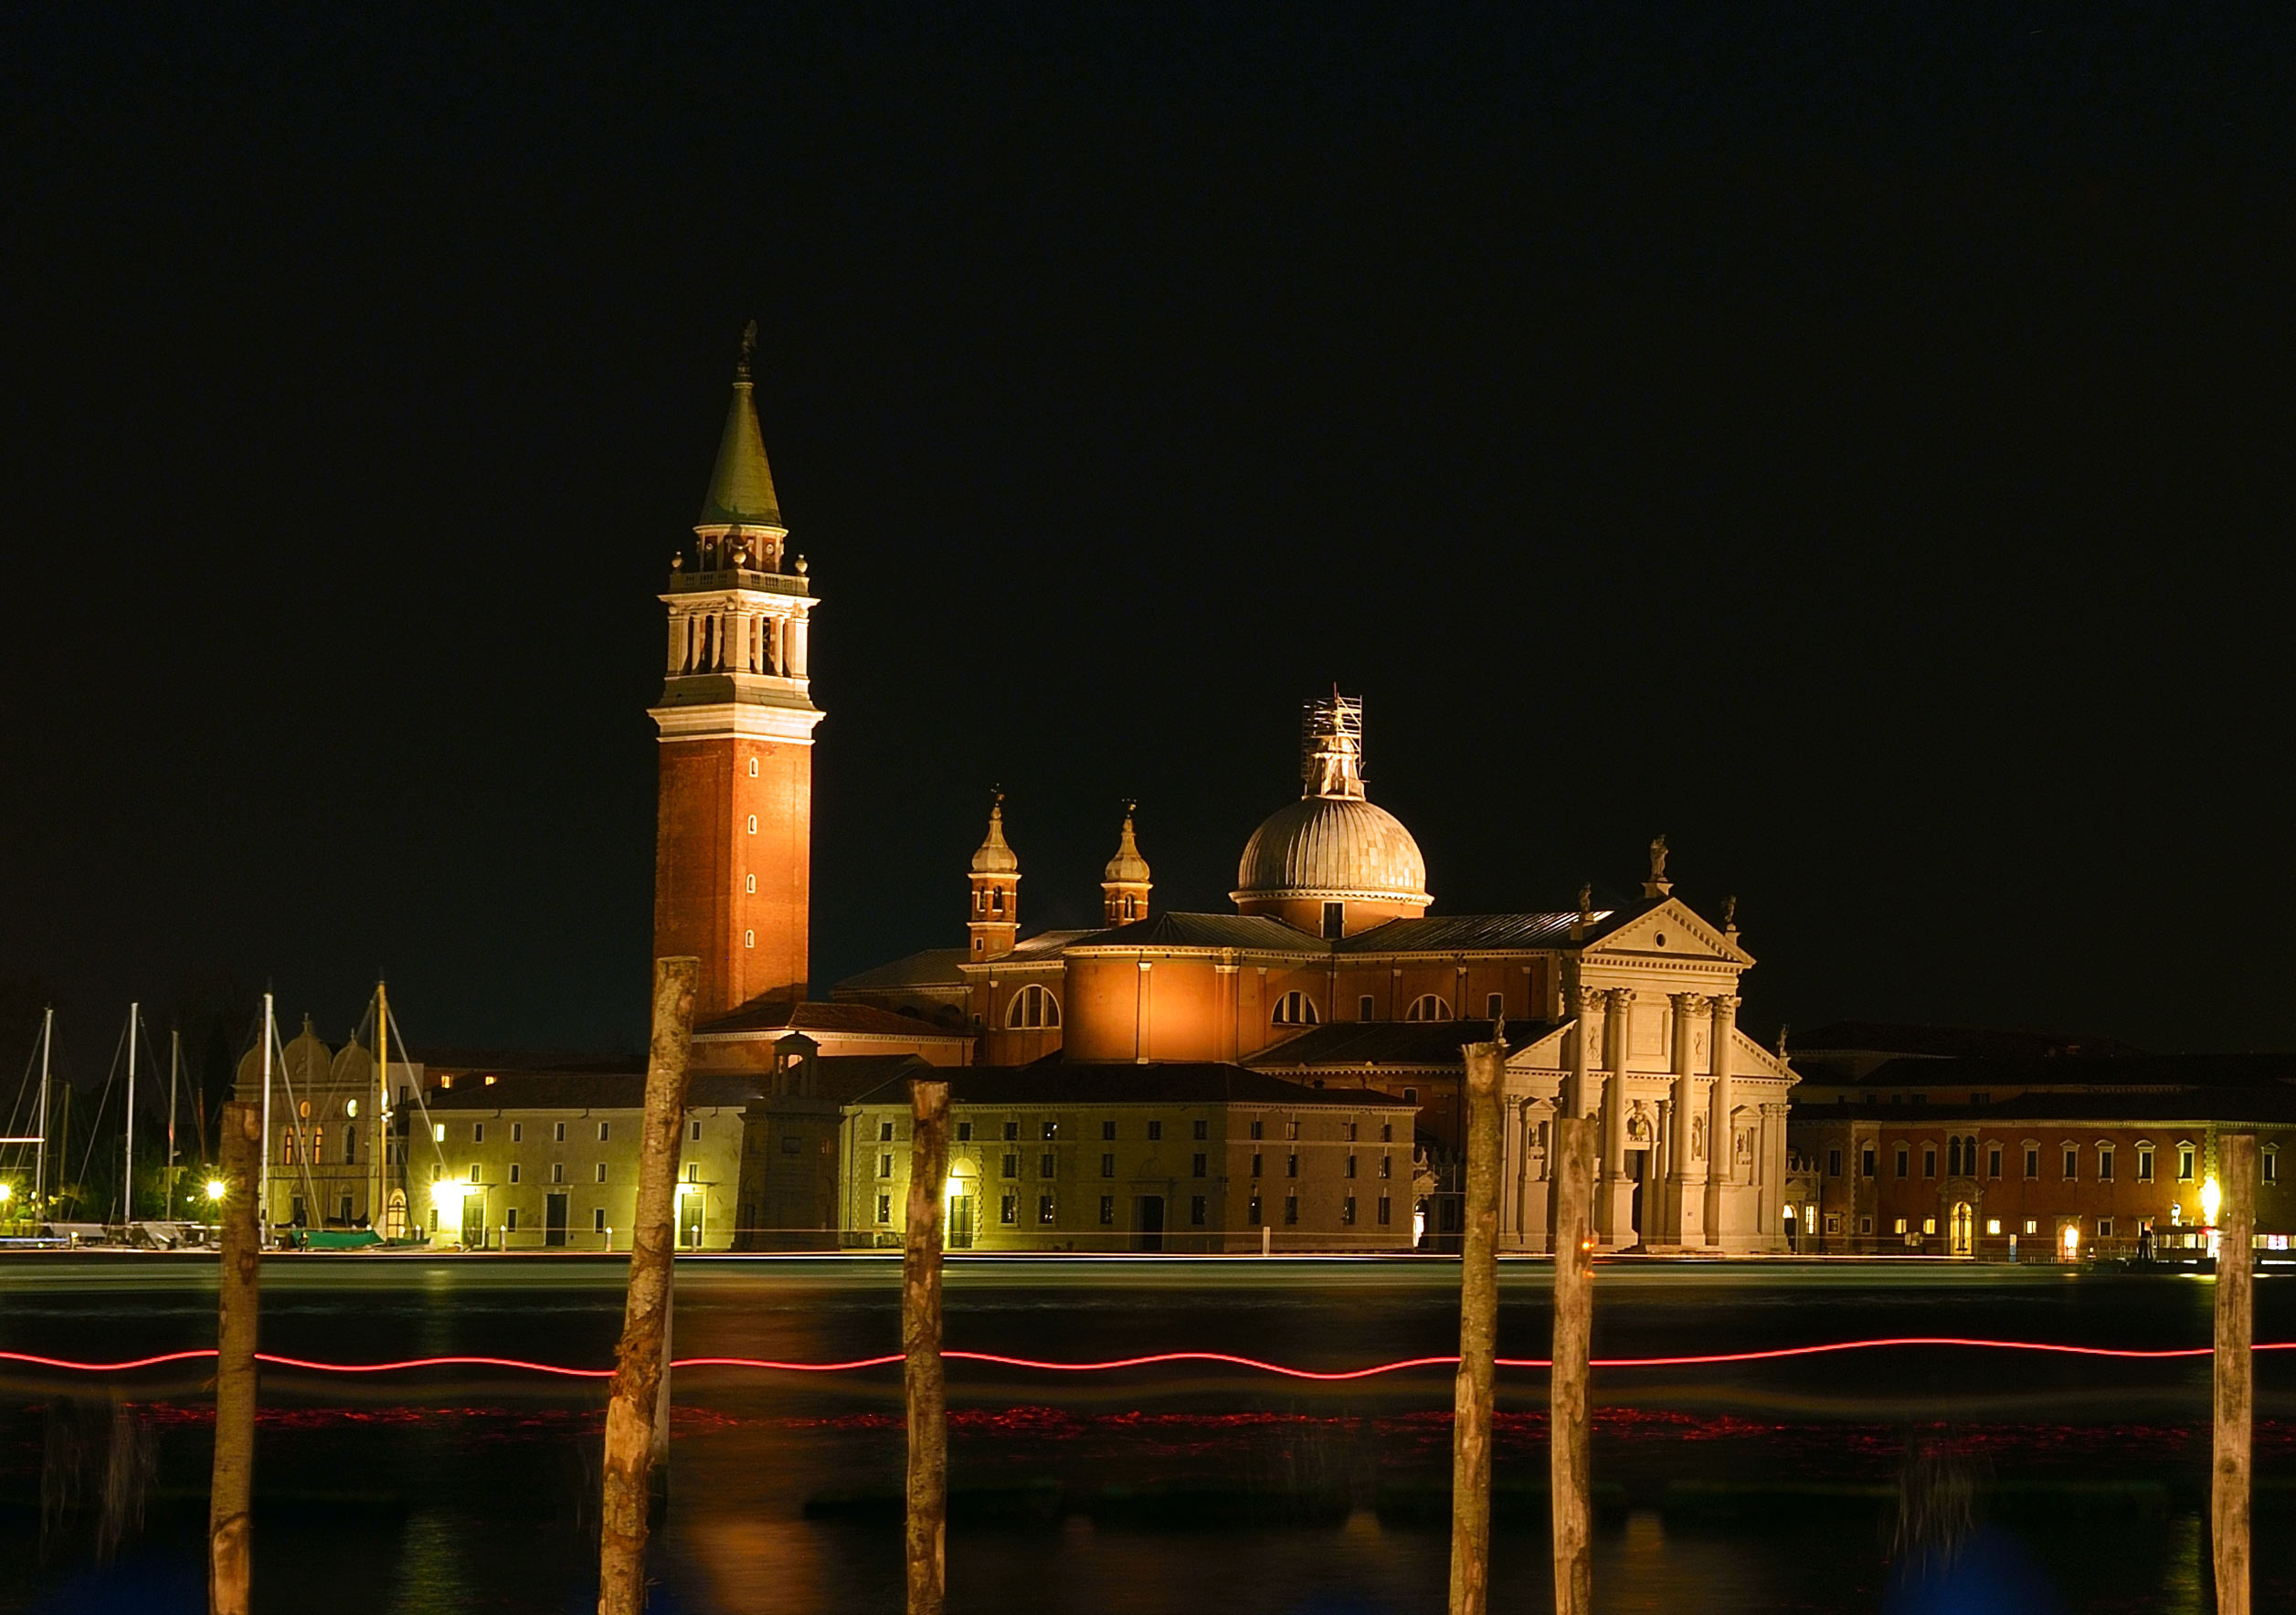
xmin=746 ymin=873 xmax=757 ymax=894
xmin=746 ymin=814 xmax=758 ymax=835
xmin=990 ymin=886 xmax=1006 ymax=915
xmin=1006 ymin=983 xmax=1062 ymax=1029
xmin=1272 ymin=990 xmax=1319 ymax=1027
xmin=343 ymin=1126 xmax=358 ymax=1166
xmin=1405 ymin=994 xmax=1454 ymax=1022
xmin=1947 ymin=1137 xmax=1962 ymax=1177
xmin=1122 ymin=893 xmax=1137 ymax=920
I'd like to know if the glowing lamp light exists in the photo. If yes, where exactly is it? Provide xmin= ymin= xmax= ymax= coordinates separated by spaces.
xmin=2059 ymin=1223 xmax=2080 ymax=1260
xmin=674 ymin=1181 xmax=696 ymax=1197
xmin=2201 ymin=1176 xmax=2223 ymax=1226
xmin=0 ymin=1182 xmax=13 ymax=1204
xmin=205 ymin=1178 xmax=228 ymax=1202
xmin=430 ymin=1180 xmax=469 ymax=1211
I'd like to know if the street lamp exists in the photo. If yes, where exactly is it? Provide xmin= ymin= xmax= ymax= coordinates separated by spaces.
xmin=205 ymin=1178 xmax=228 ymax=1203
xmin=2201 ymin=1175 xmax=2223 ymax=1227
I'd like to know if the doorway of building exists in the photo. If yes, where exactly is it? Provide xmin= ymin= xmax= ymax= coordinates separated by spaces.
xmin=460 ymin=1195 xmax=486 ymax=1250
xmin=545 ymin=1192 xmax=568 ymax=1248
xmin=1136 ymin=1195 xmax=1165 ymax=1252
xmin=679 ymin=1192 xmax=704 ymax=1249
xmin=1627 ymin=1149 xmax=1648 ymax=1248
xmin=948 ymin=1194 xmax=975 ymax=1250
xmin=1949 ymin=1201 xmax=1974 ymax=1257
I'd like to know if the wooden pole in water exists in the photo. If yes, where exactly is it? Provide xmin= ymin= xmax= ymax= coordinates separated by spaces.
xmin=1549 ymin=1111 xmax=1596 ymax=1615
xmin=597 ymin=956 xmax=696 ymax=1615
xmin=1447 ymin=1040 xmax=1505 ymax=1615
xmin=2214 ymin=1130 xmax=2255 ymax=1615
xmin=208 ymin=1099 xmax=262 ymax=1615
xmin=904 ymin=1075 xmax=952 ymax=1615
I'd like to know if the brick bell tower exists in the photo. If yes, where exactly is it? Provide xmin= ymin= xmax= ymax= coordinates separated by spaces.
xmin=651 ymin=322 xmax=822 ymax=1019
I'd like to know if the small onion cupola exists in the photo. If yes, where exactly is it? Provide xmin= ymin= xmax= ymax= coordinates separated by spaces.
xmin=1233 ymin=691 xmax=1431 ymax=940
xmin=1100 ymin=801 xmax=1152 ymax=925
xmin=968 ymin=790 xmax=1021 ymax=960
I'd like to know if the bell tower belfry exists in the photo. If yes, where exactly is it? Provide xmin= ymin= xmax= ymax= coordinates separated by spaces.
xmin=967 ymin=793 xmax=1021 ymax=961
xmin=651 ymin=324 xmax=823 ymax=1019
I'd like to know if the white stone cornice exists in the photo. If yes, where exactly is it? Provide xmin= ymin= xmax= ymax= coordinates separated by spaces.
xmin=650 ymin=701 xmax=824 ymax=744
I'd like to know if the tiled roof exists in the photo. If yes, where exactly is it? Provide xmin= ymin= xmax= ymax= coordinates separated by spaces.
xmin=1848 ymin=1053 xmax=2296 ymax=1091
xmin=1056 ymin=913 xmax=1321 ymax=952
xmin=1792 ymin=1022 xmax=2152 ymax=1061
xmin=422 ymin=1071 xmax=765 ymax=1111
xmin=1793 ymin=1085 xmax=2296 ymax=1126
xmin=1246 ymin=1019 xmax=1556 ymax=1070
xmin=694 ymin=998 xmax=974 ymax=1040
xmin=411 ymin=1047 xmax=643 ymax=1075
xmin=833 ymin=949 xmax=970 ymax=992
xmin=847 ymin=1062 xmax=1417 ymax=1110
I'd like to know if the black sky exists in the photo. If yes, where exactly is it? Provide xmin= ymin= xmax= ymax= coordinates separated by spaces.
xmin=4 ymin=5 xmax=2294 ymax=1073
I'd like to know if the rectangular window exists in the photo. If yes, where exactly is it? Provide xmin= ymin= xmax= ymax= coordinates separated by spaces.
xmin=506 ymin=1207 xmax=519 ymax=1231
xmin=1859 ymin=1216 xmax=1874 ymax=1235
xmin=1403 ymin=1089 xmax=1417 ymax=1104
xmin=1286 ymin=1153 xmax=1299 ymax=1178
xmin=1322 ymin=900 xmax=1345 ymax=939
xmin=1248 ymin=1194 xmax=1263 ymax=1224
xmin=1193 ymin=1119 xmax=1209 ymax=1141
xmin=1860 ymin=1146 xmax=1876 ymax=1177
xmin=2098 ymin=1147 xmax=2114 ymax=1181
xmin=1893 ymin=1218 xmax=1908 ymax=1235
xmin=1191 ymin=1153 xmax=1207 ymax=1178
xmin=1826 ymin=1149 xmax=1842 ymax=1178
xmin=1922 ymin=1147 xmax=1936 ymax=1178
xmin=597 ymin=1122 xmax=609 ymax=1142
xmin=1100 ymin=1153 xmax=1115 ymax=1178
xmin=551 ymin=1163 xmax=564 ymax=1183
xmin=876 ymin=1194 xmax=891 ymax=1224
xmin=1003 ymin=1121 xmax=1020 ymax=1141
xmin=1341 ymin=1195 xmax=1357 ymax=1225
xmin=1000 ymin=1194 xmax=1017 ymax=1225
xmin=1381 ymin=1122 xmax=1393 ymax=1143
xmin=1344 ymin=1154 xmax=1358 ymax=1178
xmin=469 ymin=1163 xmax=481 ymax=1183
xmin=554 ymin=1122 xmax=566 ymax=1143
xmin=2098 ymin=1218 xmax=2115 ymax=1239
xmin=2026 ymin=1147 xmax=2040 ymax=1179
xmin=509 ymin=1163 xmax=521 ymax=1184
xmin=878 ymin=1154 xmax=894 ymax=1178
xmin=2022 ymin=1218 xmax=2038 ymax=1235
xmin=1985 ymin=1218 xmax=2002 ymax=1236
xmin=512 ymin=1123 xmax=523 ymax=1144
xmin=1286 ymin=1120 xmax=1301 ymax=1141
xmin=472 ymin=1123 xmax=485 ymax=1144
xmin=2063 ymin=1148 xmax=2078 ymax=1179
xmin=1251 ymin=1152 xmax=1263 ymax=1177
xmin=1098 ymin=1195 xmax=1115 ymax=1225
xmin=2179 ymin=1145 xmax=2195 ymax=1180
xmin=1042 ymin=1120 xmax=1058 ymax=1140
xmin=1038 ymin=1195 xmax=1055 ymax=1225
xmin=1825 ymin=1214 xmax=1841 ymax=1234
xmin=1988 ymin=1145 xmax=2003 ymax=1178
xmin=779 ymin=1135 xmax=800 ymax=1154
xmin=1344 ymin=1121 xmax=1358 ymax=1142
xmin=1148 ymin=1121 xmax=1163 ymax=1141
xmin=1250 ymin=1120 xmax=1264 ymax=1140
xmin=690 ymin=1119 xmax=703 ymax=1143
xmin=1377 ymin=1196 xmax=1391 ymax=1226
xmin=957 ymin=1121 xmax=972 ymax=1142
xmin=1895 ymin=1146 xmax=1909 ymax=1178
xmin=2268 ymin=1153 xmax=2280 ymax=1186
xmin=1102 ymin=1120 xmax=1116 ymax=1141
xmin=1001 ymin=1154 xmax=1018 ymax=1178
xmin=1360 ymin=995 xmax=1375 ymax=1021
xmin=593 ymin=1209 xmax=607 ymax=1233
xmin=2137 ymin=1147 xmax=2153 ymax=1181
xmin=879 ymin=1120 xmax=894 ymax=1142
xmin=1039 ymin=1153 xmax=1055 ymax=1178
xmin=1379 ymin=1154 xmax=1391 ymax=1179
xmin=1284 ymin=1195 xmax=1298 ymax=1226
xmin=1921 ymin=1217 xmax=1937 ymax=1237
xmin=596 ymin=1163 xmax=608 ymax=1184
xmin=1190 ymin=1195 xmax=1207 ymax=1226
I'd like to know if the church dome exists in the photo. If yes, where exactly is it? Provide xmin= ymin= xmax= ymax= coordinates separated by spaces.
xmin=1233 ymin=795 xmax=1431 ymax=904
xmin=969 ymin=795 xmax=1019 ymax=874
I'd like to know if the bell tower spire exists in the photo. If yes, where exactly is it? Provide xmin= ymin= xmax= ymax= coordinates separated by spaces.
xmin=1100 ymin=801 xmax=1151 ymax=925
xmin=651 ymin=324 xmax=824 ymax=1019
xmin=968 ymin=792 xmax=1021 ymax=960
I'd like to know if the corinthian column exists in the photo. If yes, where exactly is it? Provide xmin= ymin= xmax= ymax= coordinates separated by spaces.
xmin=1704 ymin=993 xmax=1740 ymax=1247
xmin=1602 ymin=989 xmax=1634 ymax=1182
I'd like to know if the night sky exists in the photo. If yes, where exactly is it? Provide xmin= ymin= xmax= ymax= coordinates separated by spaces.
xmin=5 ymin=7 xmax=2294 ymax=1079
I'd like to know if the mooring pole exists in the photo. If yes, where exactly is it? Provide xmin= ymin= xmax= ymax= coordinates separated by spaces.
xmin=597 ymin=956 xmax=696 ymax=1615
xmin=1549 ymin=1111 xmax=1596 ymax=1615
xmin=1447 ymin=1040 xmax=1505 ymax=1615
xmin=208 ymin=1099 xmax=262 ymax=1615
xmin=2214 ymin=1131 xmax=2256 ymax=1614
xmin=905 ymin=1075 xmax=952 ymax=1615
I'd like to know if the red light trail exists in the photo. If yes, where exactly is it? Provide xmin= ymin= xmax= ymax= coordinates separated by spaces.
xmin=0 ymin=1337 xmax=2289 ymax=1383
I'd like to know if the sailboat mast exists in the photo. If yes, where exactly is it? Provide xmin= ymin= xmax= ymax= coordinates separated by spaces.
xmin=124 ymin=1002 xmax=138 ymax=1225
xmin=167 ymin=1029 xmax=181 ymax=1221
xmin=259 ymin=993 xmax=274 ymax=1244
xmin=35 ymin=1008 xmax=51 ymax=1209
xmin=376 ymin=980 xmax=388 ymax=1234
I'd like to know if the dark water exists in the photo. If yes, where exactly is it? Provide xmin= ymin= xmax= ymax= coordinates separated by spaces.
xmin=1 ymin=1255 xmax=2290 ymax=1612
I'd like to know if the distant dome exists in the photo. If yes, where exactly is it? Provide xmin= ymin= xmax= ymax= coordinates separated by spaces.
xmin=969 ymin=796 xmax=1019 ymax=874
xmin=1233 ymin=796 xmax=1431 ymax=905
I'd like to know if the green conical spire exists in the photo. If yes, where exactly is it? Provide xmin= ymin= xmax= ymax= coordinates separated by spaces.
xmin=697 ymin=320 xmax=784 ymax=529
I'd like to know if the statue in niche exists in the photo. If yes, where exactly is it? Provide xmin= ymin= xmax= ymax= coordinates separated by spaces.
xmin=1690 ymin=1114 xmax=1706 ymax=1160
xmin=1527 ymin=1120 xmax=1549 ymax=1182
xmin=1627 ymin=1103 xmax=1654 ymax=1145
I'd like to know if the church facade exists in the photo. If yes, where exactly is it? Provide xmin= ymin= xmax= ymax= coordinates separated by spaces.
xmin=651 ymin=346 xmax=1800 ymax=1252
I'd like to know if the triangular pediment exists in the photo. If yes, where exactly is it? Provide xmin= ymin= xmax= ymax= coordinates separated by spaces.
xmin=1582 ymin=897 xmax=1751 ymax=966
